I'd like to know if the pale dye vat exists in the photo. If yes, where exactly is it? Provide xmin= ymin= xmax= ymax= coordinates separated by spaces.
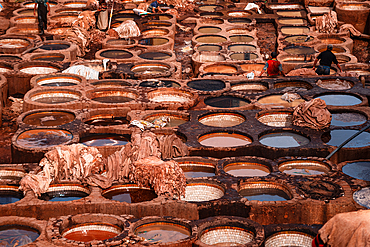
xmin=279 ymin=160 xmax=330 ymax=176
xmin=19 ymin=65 xmax=59 ymax=75
xmin=62 ymin=223 xmax=121 ymax=242
xmin=198 ymin=26 xmax=222 ymax=34
xmin=281 ymin=26 xmax=310 ymax=35
xmin=0 ymin=225 xmax=39 ymax=246
xmin=40 ymin=184 xmax=90 ymax=202
xmin=0 ymin=185 xmax=24 ymax=205
xmin=343 ymin=161 xmax=370 ymax=181
xmin=239 ymin=182 xmax=292 ymax=201
xmin=194 ymin=53 xmax=226 ymax=63
xmin=318 ymin=46 xmax=346 ymax=54
xmin=203 ymin=64 xmax=238 ymax=73
xmin=39 ymin=42 xmax=71 ymax=51
xmin=353 ymin=187 xmax=370 ymax=208
xmin=147 ymin=89 xmax=193 ymax=103
xmin=230 ymin=53 xmax=259 ymax=61
xmin=224 ymin=162 xmax=271 ymax=177
xmin=198 ymin=112 xmax=245 ymax=127
xmin=269 ymin=4 xmax=303 ymax=9
xmin=112 ymin=13 xmax=139 ymax=23
xmin=265 ymin=231 xmax=314 ymax=247
xmin=141 ymin=28 xmax=169 ymax=36
xmin=197 ymin=44 xmax=222 ymax=52
xmin=228 ymin=11 xmax=252 ymax=17
xmin=0 ymin=169 xmax=26 ymax=183
xmin=31 ymin=53 xmax=65 ymax=62
xmin=0 ymin=64 xmax=12 ymax=73
xmin=90 ymin=90 xmax=137 ymax=104
xmin=178 ymin=161 xmax=215 ymax=178
xmin=228 ymin=18 xmax=252 ymax=24
xmin=50 ymin=14 xmax=78 ymax=24
xmin=200 ymin=226 xmax=254 ymax=246
xmin=139 ymin=51 xmax=172 ymax=61
xmin=102 ymin=184 xmax=157 ymax=203
xmin=257 ymin=94 xmax=305 ymax=108
xmin=13 ymin=16 xmax=37 ymax=24
xmin=259 ymin=131 xmax=310 ymax=148
xmin=205 ymin=96 xmax=250 ymax=108
xmin=230 ymin=35 xmax=254 ymax=43
xmin=228 ymin=44 xmax=256 ymax=52
xmin=35 ymin=75 xmax=82 ymax=87
xmin=316 ymin=79 xmax=353 ymax=90
xmin=276 ymin=10 xmax=305 ymax=17
xmin=331 ymin=112 xmax=367 ymax=126
xmin=138 ymin=37 xmax=169 ymax=46
xmin=284 ymin=35 xmax=314 ymax=44
xmin=199 ymin=132 xmax=252 ymax=147
xmin=187 ymin=79 xmax=225 ymax=91
xmin=84 ymin=115 xmax=129 ymax=126
xmin=63 ymin=1 xmax=87 ymax=8
xmin=322 ymin=130 xmax=370 ymax=148
xmin=231 ymin=81 xmax=268 ymax=92
xmin=182 ymin=181 xmax=224 ymax=202
xmin=283 ymin=46 xmax=315 ymax=55
xmin=30 ymin=91 xmax=80 ymax=104
xmin=23 ymin=111 xmax=75 ymax=126
xmin=227 ymin=28 xmax=250 ymax=34
xmin=81 ymin=134 xmax=130 ymax=147
xmin=99 ymin=50 xmax=133 ymax=59
xmin=199 ymin=4 xmax=223 ymax=12
xmin=257 ymin=112 xmax=293 ymax=127
xmin=274 ymin=81 xmax=313 ymax=90
xmin=139 ymin=80 xmax=180 ymax=88
xmin=315 ymin=94 xmax=362 ymax=106
xmin=131 ymin=63 xmax=171 ymax=75
xmin=0 ymin=38 xmax=30 ymax=50
xmin=135 ymin=221 xmax=190 ymax=244
xmin=16 ymin=129 xmax=73 ymax=148
xmin=278 ymin=18 xmax=305 ymax=25
xmin=195 ymin=35 xmax=227 ymax=44
xmin=23 ymin=1 xmax=57 ymax=7
xmin=144 ymin=113 xmax=189 ymax=127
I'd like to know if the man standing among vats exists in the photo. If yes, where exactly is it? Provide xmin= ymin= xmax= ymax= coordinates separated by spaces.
xmin=313 ymin=44 xmax=342 ymax=75
xmin=258 ymin=52 xmax=286 ymax=77
xmin=34 ymin=0 xmax=50 ymax=35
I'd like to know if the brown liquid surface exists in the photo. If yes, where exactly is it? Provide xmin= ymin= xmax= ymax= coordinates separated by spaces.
xmin=199 ymin=133 xmax=251 ymax=147
xmin=281 ymin=27 xmax=309 ymax=35
xmin=34 ymin=96 xmax=76 ymax=104
xmin=196 ymin=35 xmax=227 ymax=44
xmin=204 ymin=65 xmax=237 ymax=73
xmin=131 ymin=65 xmax=169 ymax=74
xmin=136 ymin=224 xmax=190 ymax=244
xmin=229 ymin=35 xmax=254 ymax=43
xmin=23 ymin=112 xmax=75 ymax=126
xmin=198 ymin=27 xmax=222 ymax=34
xmin=258 ymin=95 xmax=305 ymax=107
xmin=225 ymin=164 xmax=270 ymax=177
xmin=228 ymin=44 xmax=256 ymax=52
xmin=320 ymin=38 xmax=345 ymax=44
xmin=64 ymin=230 xmax=118 ymax=242
xmin=278 ymin=18 xmax=305 ymax=25
xmin=92 ymin=96 xmax=134 ymax=103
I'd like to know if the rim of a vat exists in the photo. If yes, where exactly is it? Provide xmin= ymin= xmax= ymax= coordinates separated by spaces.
xmin=141 ymin=27 xmax=171 ymax=36
xmin=54 ymin=7 xmax=84 ymax=14
xmin=37 ymin=40 xmax=73 ymax=51
xmin=0 ymin=62 xmax=14 ymax=73
xmin=90 ymin=79 xmax=132 ymax=87
xmin=278 ymin=159 xmax=332 ymax=176
xmin=46 ymin=27 xmax=71 ymax=35
xmin=10 ymin=15 xmax=38 ymax=25
xmin=182 ymin=179 xmax=225 ymax=202
xmin=336 ymin=2 xmax=370 ymax=11
xmin=0 ymin=216 xmax=45 ymax=240
xmin=226 ymin=27 xmax=253 ymax=34
xmin=49 ymin=13 xmax=79 ymax=22
xmin=187 ymin=78 xmax=226 ymax=92
xmin=203 ymin=94 xmax=251 ymax=109
xmin=0 ymin=54 xmax=23 ymax=62
xmin=103 ymin=38 xmax=137 ymax=49
xmin=31 ymin=73 xmax=84 ymax=87
xmin=258 ymin=129 xmax=311 ymax=148
xmin=0 ymin=36 xmax=33 ymax=53
xmin=238 ymin=181 xmax=294 ymax=200
xmin=227 ymin=10 xmax=253 ymax=17
xmin=86 ymin=88 xmax=139 ymax=104
xmin=316 ymin=34 xmax=347 ymax=44
xmin=0 ymin=168 xmax=26 ymax=179
xmin=130 ymin=62 xmax=174 ymax=78
xmin=313 ymin=92 xmax=364 ymax=106
xmin=198 ymin=4 xmax=224 ymax=12
xmin=198 ymin=111 xmax=246 ymax=127
xmin=16 ymin=62 xmax=61 ymax=75
xmin=6 ymin=26 xmax=40 ymax=35
xmin=147 ymin=88 xmax=194 ymax=103
xmin=334 ymin=54 xmax=358 ymax=64
xmin=29 ymin=53 xmax=67 ymax=63
xmin=21 ymin=0 xmax=57 ymax=8
xmin=27 ymin=89 xmax=82 ymax=103
xmin=230 ymin=80 xmax=268 ymax=91
xmin=194 ymin=34 xmax=228 ymax=44
xmin=265 ymin=230 xmax=314 ymax=247
xmin=143 ymin=111 xmax=190 ymax=124
xmin=19 ymin=109 xmax=77 ymax=127
xmin=95 ymin=48 xmax=134 ymax=61
xmin=222 ymin=159 xmax=273 ymax=177
xmin=198 ymin=131 xmax=253 ymax=148
xmin=226 ymin=17 xmax=253 ymax=25
xmin=45 ymin=183 xmax=90 ymax=194
xmin=330 ymin=109 xmax=368 ymax=126
xmin=138 ymin=50 xmax=175 ymax=61
xmin=13 ymin=7 xmax=36 ymax=16
xmin=274 ymin=80 xmax=314 ymax=89
xmin=102 ymin=184 xmax=153 ymax=196
xmin=315 ymin=78 xmax=354 ymax=90
xmin=256 ymin=110 xmax=293 ymax=127
xmin=62 ymin=0 xmax=88 ymax=8
xmin=200 ymin=225 xmax=254 ymax=246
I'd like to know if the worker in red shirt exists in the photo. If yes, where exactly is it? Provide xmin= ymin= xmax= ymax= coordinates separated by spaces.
xmin=259 ymin=52 xmax=286 ymax=77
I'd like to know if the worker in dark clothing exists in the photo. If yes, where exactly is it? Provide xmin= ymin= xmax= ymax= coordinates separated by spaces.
xmin=313 ymin=44 xmax=342 ymax=75
xmin=259 ymin=52 xmax=286 ymax=77
xmin=147 ymin=0 xmax=164 ymax=13
xmin=34 ymin=0 xmax=50 ymax=35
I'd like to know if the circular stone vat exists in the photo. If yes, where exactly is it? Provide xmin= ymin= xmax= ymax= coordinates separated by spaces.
xmin=195 ymin=35 xmax=227 ymax=44
xmin=274 ymin=81 xmax=313 ymax=90
xmin=29 ymin=90 xmax=80 ymax=104
xmin=19 ymin=64 xmax=59 ymax=74
xmin=239 ymin=182 xmax=292 ymax=201
xmin=343 ymin=161 xmax=370 ymax=181
xmin=50 ymin=14 xmax=78 ymax=23
xmin=187 ymin=79 xmax=225 ymax=91
xmin=143 ymin=20 xmax=172 ymax=28
xmin=257 ymin=94 xmax=305 ymax=108
xmin=200 ymin=12 xmax=223 ymax=18
xmin=205 ymin=95 xmax=250 ymax=108
xmin=199 ymin=4 xmax=223 ymax=12
xmin=34 ymin=74 xmax=82 ymax=87
xmin=62 ymin=223 xmax=121 ymax=242
xmin=102 ymin=184 xmax=157 ymax=203
xmin=277 ymin=10 xmax=305 ymax=17
xmin=281 ymin=26 xmax=309 ymax=35
xmin=14 ymin=8 xmax=34 ymax=15
xmin=257 ymin=111 xmax=293 ymax=127
xmin=39 ymin=42 xmax=70 ymax=51
xmin=353 ymin=187 xmax=370 ymax=208
xmin=318 ymin=46 xmax=346 ymax=54
xmin=228 ymin=18 xmax=252 ymax=24
xmin=230 ymin=53 xmax=258 ymax=61
xmin=198 ymin=112 xmax=245 ymax=127
xmin=182 ymin=180 xmax=224 ymax=202
xmin=203 ymin=64 xmax=238 ymax=74
xmin=138 ymin=51 xmax=172 ymax=60
xmin=80 ymin=134 xmax=130 ymax=146
xmin=131 ymin=63 xmax=171 ymax=75
xmin=144 ymin=113 xmax=189 ymax=127
xmin=147 ymin=88 xmax=193 ymax=103
xmin=99 ymin=49 xmax=133 ymax=59
xmin=315 ymin=94 xmax=362 ymax=106
xmin=0 ymin=169 xmax=26 ymax=182
xmin=198 ymin=26 xmax=222 ymax=34
xmin=90 ymin=80 xmax=131 ymax=88
xmin=139 ymin=79 xmax=180 ymax=88
xmin=84 ymin=115 xmax=128 ymax=126
xmin=283 ymin=46 xmax=315 ymax=55
xmin=0 ymin=55 xmax=22 ymax=62
xmin=265 ymin=231 xmax=314 ymax=247
xmin=199 ymin=18 xmax=224 ymax=25
xmin=48 ymin=27 xmax=70 ymax=35
xmin=316 ymin=79 xmax=353 ymax=90
xmin=331 ymin=112 xmax=367 ymax=126
xmin=197 ymin=44 xmax=222 ymax=52
xmin=0 ymin=37 xmax=31 ymax=53
xmin=322 ymin=130 xmax=370 ymax=148
xmin=23 ymin=111 xmax=75 ymax=126
xmin=54 ymin=8 xmax=83 ymax=14
xmin=279 ymin=160 xmax=330 ymax=176
xmin=278 ymin=18 xmax=305 ymax=25
xmin=138 ymin=37 xmax=169 ymax=46
xmin=228 ymin=44 xmax=256 ymax=52
xmin=177 ymin=161 xmax=215 ymax=178
xmin=63 ymin=1 xmax=87 ymax=8
xmin=23 ymin=1 xmax=57 ymax=8
xmin=200 ymin=225 xmax=254 ymax=245
xmin=105 ymin=39 xmax=136 ymax=47
xmin=40 ymin=184 xmax=90 ymax=202
xmin=31 ymin=53 xmax=65 ymax=62
xmin=199 ymin=132 xmax=252 ymax=147
xmin=112 ymin=13 xmax=139 ymax=23
xmin=231 ymin=81 xmax=268 ymax=91
xmin=89 ymin=89 xmax=137 ymax=103
xmin=0 ymin=185 xmax=24 ymax=205
xmin=285 ymin=35 xmax=314 ymax=44
xmin=228 ymin=11 xmax=251 ymax=17
xmin=229 ymin=35 xmax=254 ymax=43
xmin=224 ymin=161 xmax=271 ymax=177
xmin=16 ymin=129 xmax=73 ymax=148
xmin=141 ymin=28 xmax=169 ymax=37
xmin=227 ymin=28 xmax=250 ymax=34
xmin=239 ymin=63 xmax=265 ymax=73
xmin=0 ymin=225 xmax=39 ymax=244
xmin=260 ymin=131 xmax=310 ymax=148
xmin=318 ymin=36 xmax=346 ymax=44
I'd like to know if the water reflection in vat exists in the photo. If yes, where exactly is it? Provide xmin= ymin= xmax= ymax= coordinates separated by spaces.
xmin=0 ymin=225 xmax=39 ymax=246
xmin=198 ymin=26 xmax=222 ymax=34
xmin=23 ymin=111 xmax=75 ymax=126
xmin=225 ymin=162 xmax=270 ymax=177
xmin=16 ymin=129 xmax=73 ymax=148
xmin=322 ymin=130 xmax=370 ymax=148
xmin=85 ymin=116 xmax=129 ymax=126
xmin=40 ymin=190 xmax=89 ymax=202
xmin=343 ymin=161 xmax=370 ymax=181
xmin=199 ymin=132 xmax=251 ymax=147
xmin=331 ymin=113 xmax=367 ymax=126
xmin=315 ymin=94 xmax=362 ymax=106
xmin=199 ymin=112 xmax=245 ymax=127
xmin=179 ymin=163 xmax=215 ymax=178
xmin=205 ymin=96 xmax=250 ymax=108
xmin=279 ymin=161 xmax=329 ymax=176
xmin=81 ymin=134 xmax=130 ymax=146
xmin=139 ymin=52 xmax=171 ymax=60
xmin=240 ymin=188 xmax=290 ymax=201
xmin=136 ymin=223 xmax=190 ymax=244
xmin=187 ymin=79 xmax=225 ymax=91
xmin=0 ymin=187 xmax=23 ymax=205
xmin=259 ymin=132 xmax=310 ymax=148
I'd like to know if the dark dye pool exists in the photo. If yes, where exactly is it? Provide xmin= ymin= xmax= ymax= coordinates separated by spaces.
xmin=139 ymin=80 xmax=180 ymax=88
xmin=331 ymin=113 xmax=367 ymax=126
xmin=91 ymin=96 xmax=134 ymax=103
xmin=316 ymin=94 xmax=362 ymax=106
xmin=139 ymin=52 xmax=171 ymax=60
xmin=205 ymin=96 xmax=250 ymax=108
xmin=239 ymin=188 xmax=290 ymax=201
xmin=322 ymin=130 xmax=370 ymax=148
xmin=85 ymin=117 xmax=129 ymax=126
xmin=228 ymin=18 xmax=251 ymax=24
xmin=100 ymin=50 xmax=133 ymax=59
xmin=81 ymin=134 xmax=130 ymax=147
xmin=40 ymin=43 xmax=70 ymax=50
xmin=180 ymin=165 xmax=215 ymax=178
xmin=187 ymin=79 xmax=225 ymax=91
xmin=23 ymin=111 xmax=75 ymax=126
xmin=0 ymin=225 xmax=39 ymax=246
xmin=138 ymin=38 xmax=168 ymax=46
xmin=0 ymin=55 xmax=22 ymax=61
xmin=342 ymin=161 xmax=370 ymax=181
xmin=40 ymin=190 xmax=89 ymax=202
xmin=40 ymin=81 xmax=76 ymax=86
xmin=33 ymin=55 xmax=65 ymax=62
xmin=103 ymin=187 xmax=157 ymax=203
xmin=259 ymin=132 xmax=310 ymax=148
xmin=0 ymin=190 xmax=23 ymax=205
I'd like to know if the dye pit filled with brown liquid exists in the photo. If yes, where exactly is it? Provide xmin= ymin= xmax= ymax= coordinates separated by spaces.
xmin=135 ymin=223 xmax=190 ymax=244
xmin=23 ymin=111 xmax=75 ymax=126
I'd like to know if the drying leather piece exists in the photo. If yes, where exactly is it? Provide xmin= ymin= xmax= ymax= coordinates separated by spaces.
xmin=315 ymin=11 xmax=338 ymax=34
xmin=113 ymin=20 xmax=141 ymax=39
xmin=286 ymin=68 xmax=318 ymax=76
xmin=339 ymin=24 xmax=362 ymax=36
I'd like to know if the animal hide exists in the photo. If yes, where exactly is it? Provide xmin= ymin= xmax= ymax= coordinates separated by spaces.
xmin=315 ymin=11 xmax=337 ymax=34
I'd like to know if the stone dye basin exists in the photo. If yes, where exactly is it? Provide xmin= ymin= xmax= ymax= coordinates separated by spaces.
xmin=199 ymin=4 xmax=223 ymax=12
xmin=276 ymin=10 xmax=305 ymax=17
xmin=227 ymin=27 xmax=251 ymax=34
xmin=54 ymin=8 xmax=83 ymax=14
xmin=331 ymin=112 xmax=367 ymax=126
xmin=274 ymin=80 xmax=313 ymax=90
xmin=131 ymin=63 xmax=171 ymax=75
xmin=200 ymin=12 xmax=223 ymax=18
xmin=112 ymin=13 xmax=139 ymax=23
xmin=99 ymin=49 xmax=133 ymax=59
xmin=139 ymin=79 xmax=180 ymax=88
xmin=13 ymin=15 xmax=38 ymax=25
xmin=16 ymin=129 xmax=73 ymax=148
xmin=227 ymin=11 xmax=251 ymax=17
xmin=315 ymin=94 xmax=362 ymax=106
xmin=257 ymin=111 xmax=293 ymax=127
xmin=228 ymin=18 xmax=252 ymax=24
xmin=142 ymin=20 xmax=172 ymax=28
xmin=231 ymin=53 xmax=259 ymax=62
xmin=318 ymin=36 xmax=346 ymax=44
xmin=19 ymin=64 xmax=60 ymax=75
xmin=40 ymin=184 xmax=90 ymax=202
xmin=239 ymin=182 xmax=292 ymax=201
xmin=105 ymin=39 xmax=136 ymax=47
xmin=38 ymin=41 xmax=71 ymax=51
xmin=203 ymin=64 xmax=238 ymax=74
xmin=278 ymin=18 xmax=305 ymax=25
xmin=228 ymin=44 xmax=256 ymax=52
xmin=259 ymin=131 xmax=310 ymax=148
xmin=224 ymin=161 xmax=271 ymax=177
xmin=91 ymin=80 xmax=131 ymax=88
xmin=50 ymin=13 xmax=79 ymax=24
xmin=265 ymin=231 xmax=314 ymax=247
xmin=138 ymin=37 xmax=169 ymax=46
xmin=23 ymin=1 xmax=57 ymax=8
xmin=89 ymin=89 xmax=137 ymax=103
xmin=0 ymin=55 xmax=22 ymax=62
xmin=279 ymin=160 xmax=331 ymax=176
xmin=30 ymin=53 xmax=65 ymax=62
xmin=84 ymin=115 xmax=129 ymax=126
xmin=182 ymin=180 xmax=224 ymax=202
xmin=322 ymin=130 xmax=370 ymax=148
xmin=200 ymin=225 xmax=254 ymax=246
xmin=22 ymin=110 xmax=76 ymax=126
xmin=231 ymin=81 xmax=268 ymax=91
xmin=316 ymin=79 xmax=353 ymax=90
xmin=197 ymin=26 xmax=222 ymax=34
xmin=0 ymin=37 xmax=31 ymax=54
xmin=284 ymin=35 xmax=314 ymax=44
xmin=141 ymin=28 xmax=169 ymax=36
xmin=144 ymin=113 xmax=189 ymax=127
xmin=187 ymin=79 xmax=225 ymax=91
xmin=48 ymin=27 xmax=70 ymax=35
xmin=80 ymin=134 xmax=130 ymax=147
xmin=198 ymin=112 xmax=245 ymax=127
xmin=195 ymin=35 xmax=227 ymax=44
xmin=62 ymin=223 xmax=121 ymax=242
xmin=205 ymin=95 xmax=250 ymax=108
xmin=0 ymin=225 xmax=39 ymax=245
xmin=193 ymin=52 xmax=226 ymax=64
xmin=281 ymin=26 xmax=310 ymax=35
xmin=342 ymin=161 xmax=370 ymax=181
xmin=0 ymin=185 xmax=23 ymax=205
xmin=239 ymin=63 xmax=265 ymax=73
xmin=283 ymin=46 xmax=315 ymax=55
xmin=199 ymin=132 xmax=252 ymax=147
xmin=63 ymin=1 xmax=87 ymax=8
xmin=102 ymin=184 xmax=157 ymax=203
xmin=257 ymin=94 xmax=305 ymax=108
xmin=229 ymin=35 xmax=254 ymax=43
xmin=353 ymin=187 xmax=370 ymax=208
xmin=177 ymin=161 xmax=215 ymax=178
xmin=147 ymin=88 xmax=193 ymax=103
xmin=33 ymin=74 xmax=82 ymax=87
xmin=14 ymin=8 xmax=34 ymax=15
xmin=139 ymin=51 xmax=172 ymax=61
xmin=29 ymin=90 xmax=81 ymax=104
xmin=0 ymin=169 xmax=26 ymax=182
xmin=317 ymin=46 xmax=346 ymax=54
xmin=196 ymin=44 xmax=222 ymax=52
xmin=199 ymin=18 xmax=224 ymax=25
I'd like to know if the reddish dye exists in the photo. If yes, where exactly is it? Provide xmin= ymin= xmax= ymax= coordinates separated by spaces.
xmin=64 ymin=230 xmax=118 ymax=242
